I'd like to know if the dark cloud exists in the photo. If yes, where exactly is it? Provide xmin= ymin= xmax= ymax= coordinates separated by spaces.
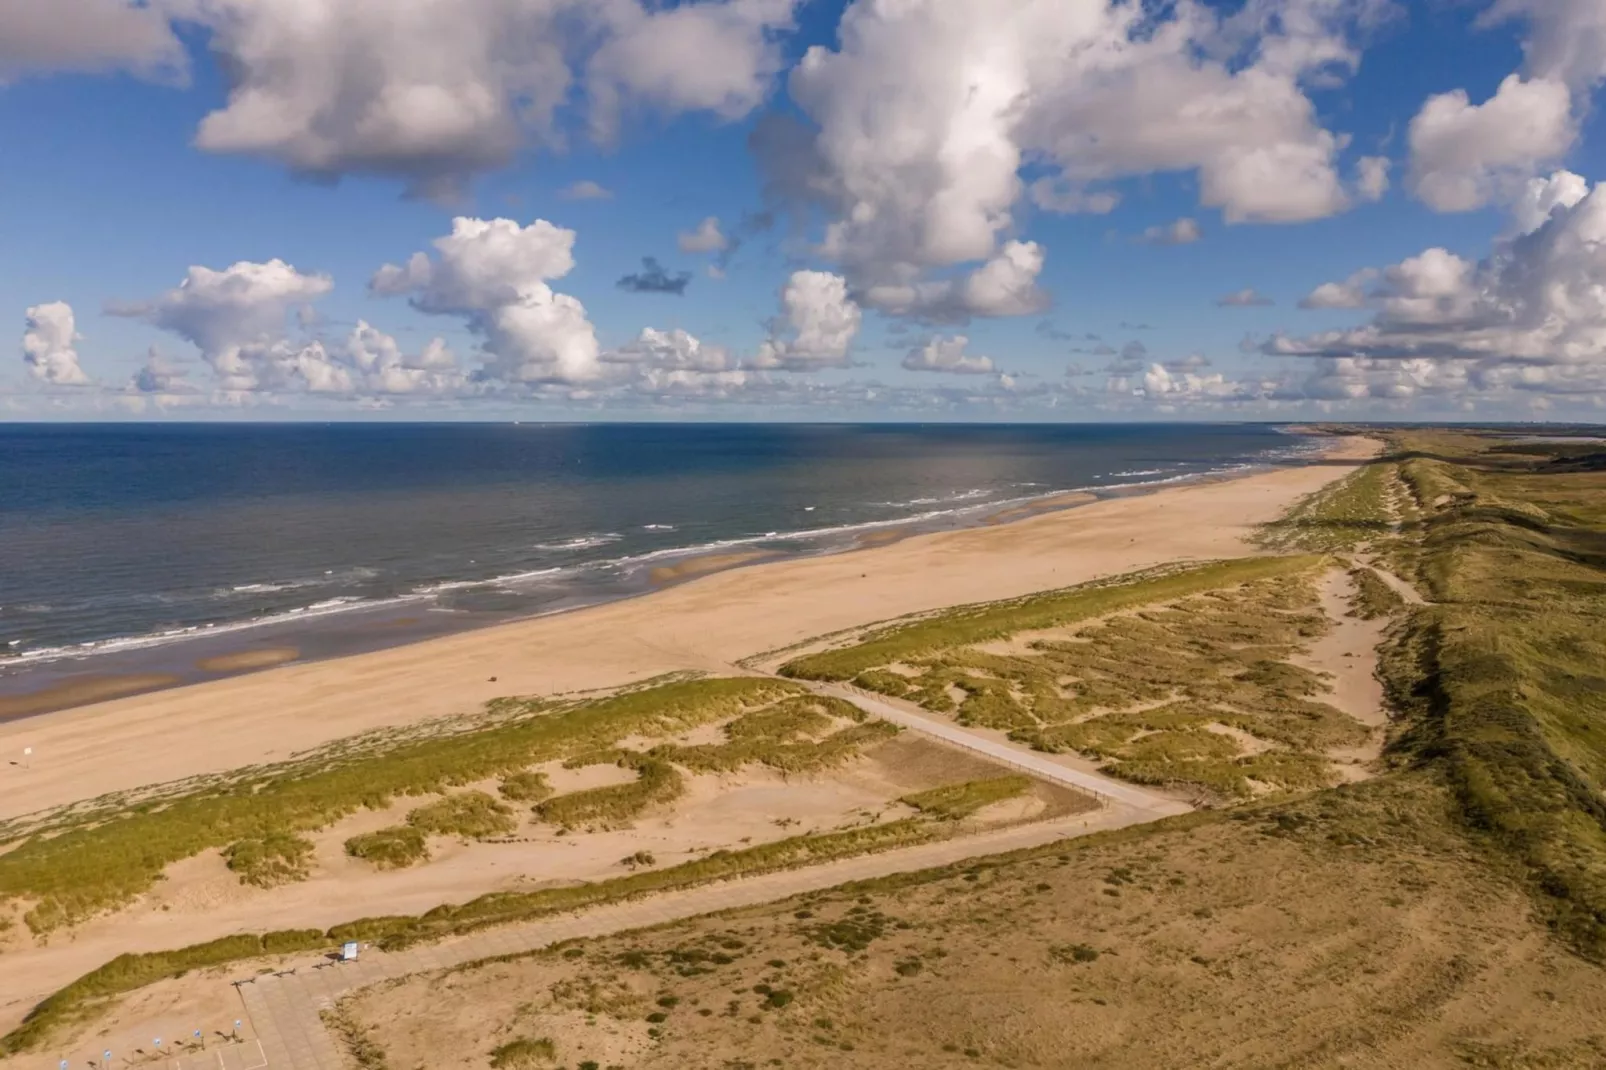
xmin=617 ymin=257 xmax=692 ymax=295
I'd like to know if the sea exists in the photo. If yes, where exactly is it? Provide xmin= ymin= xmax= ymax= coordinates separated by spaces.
xmin=0 ymin=422 xmax=1319 ymax=698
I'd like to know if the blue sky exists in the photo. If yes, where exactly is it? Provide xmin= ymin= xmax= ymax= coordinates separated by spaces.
xmin=4 ymin=0 xmax=1606 ymax=420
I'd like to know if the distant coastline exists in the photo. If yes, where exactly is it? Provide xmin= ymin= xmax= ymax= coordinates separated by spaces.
xmin=0 ymin=430 xmax=1328 ymax=723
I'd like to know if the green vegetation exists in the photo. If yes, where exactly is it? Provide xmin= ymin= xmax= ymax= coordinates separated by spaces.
xmin=786 ymin=555 xmax=1366 ymax=801
xmin=489 ymin=1036 xmax=557 ymax=1068
xmin=0 ymin=929 xmax=330 ymax=1056
xmin=497 ymin=771 xmax=552 ymax=802
xmin=0 ymin=676 xmax=799 ymax=932
xmin=223 ymin=831 xmax=314 ymax=888
xmin=536 ymin=758 xmax=685 ymax=829
xmin=345 ymin=792 xmax=519 ymax=870
xmin=406 ymin=791 xmax=519 ymax=839
xmin=344 ymin=826 xmax=429 ymax=869
xmin=1347 ymin=565 xmax=1406 ymax=619
xmin=656 ymin=695 xmax=898 ymax=775
xmin=900 ymin=776 xmax=1032 ymax=820
xmin=1378 ymin=430 xmax=1606 ymax=960
xmin=1255 ymin=456 xmax=1394 ymax=552
xmin=779 ymin=556 xmax=1317 ymax=682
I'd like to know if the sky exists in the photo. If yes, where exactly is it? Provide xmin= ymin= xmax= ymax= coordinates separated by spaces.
xmin=4 ymin=0 xmax=1606 ymax=422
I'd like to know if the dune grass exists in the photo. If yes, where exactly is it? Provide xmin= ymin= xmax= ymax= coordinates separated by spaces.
xmin=223 ymin=832 xmax=315 ymax=888
xmin=536 ymin=759 xmax=687 ymax=829
xmin=498 ymin=771 xmax=552 ymax=803
xmin=785 ymin=555 xmax=1366 ymax=802
xmin=490 ymin=1036 xmax=557 ymax=1068
xmin=345 ymin=826 xmax=430 ymax=870
xmin=407 ymin=791 xmax=519 ymax=840
xmin=1376 ymin=430 xmax=1606 ymax=960
xmin=779 ymin=556 xmax=1318 ymax=684
xmin=0 ymin=676 xmax=800 ymax=933
xmin=900 ymin=776 xmax=1032 ymax=820
xmin=655 ymin=695 xmax=898 ymax=776
xmin=1254 ymin=458 xmax=1395 ymax=552
xmin=1347 ymin=566 xmax=1406 ymax=619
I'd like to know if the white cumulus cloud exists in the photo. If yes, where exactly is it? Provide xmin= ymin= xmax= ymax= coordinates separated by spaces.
xmin=758 ymin=0 xmax=1375 ymax=324
xmin=22 ymin=301 xmax=91 ymax=385
xmin=114 ymin=259 xmax=334 ymax=392
xmin=1298 ymin=268 xmax=1378 ymax=309
xmin=901 ymin=335 xmax=996 ymax=375
xmin=1406 ymin=74 xmax=1575 ymax=211
xmin=752 ymin=270 xmax=861 ymax=371
xmin=372 ymin=216 xmax=600 ymax=384
xmin=1266 ymin=173 xmax=1606 ymax=405
xmin=608 ymin=326 xmax=737 ymax=373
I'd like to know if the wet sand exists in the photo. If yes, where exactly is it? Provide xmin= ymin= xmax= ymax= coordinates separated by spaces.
xmin=194 ymin=647 xmax=301 ymax=673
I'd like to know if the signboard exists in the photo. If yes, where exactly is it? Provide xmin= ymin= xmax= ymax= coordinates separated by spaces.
xmin=341 ymin=941 xmax=359 ymax=962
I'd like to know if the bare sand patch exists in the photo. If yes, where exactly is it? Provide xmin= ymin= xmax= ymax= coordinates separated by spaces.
xmin=1293 ymin=568 xmax=1389 ymax=729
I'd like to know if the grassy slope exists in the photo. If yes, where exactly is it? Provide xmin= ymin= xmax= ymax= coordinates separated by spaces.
xmin=1382 ymin=431 xmax=1606 ymax=958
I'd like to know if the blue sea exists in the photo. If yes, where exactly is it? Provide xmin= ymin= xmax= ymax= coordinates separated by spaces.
xmin=0 ymin=423 xmax=1317 ymax=690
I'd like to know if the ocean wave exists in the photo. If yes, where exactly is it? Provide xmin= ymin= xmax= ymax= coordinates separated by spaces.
xmin=877 ymin=487 xmax=995 ymax=508
xmin=228 ymin=580 xmax=319 ymax=595
xmin=534 ymin=533 xmax=624 ymax=552
xmin=487 ymin=567 xmax=565 ymax=590
xmin=1109 ymin=468 xmax=1168 ymax=478
xmin=642 ymin=524 xmax=676 ymax=531
xmin=13 ymin=592 xmax=428 ymax=665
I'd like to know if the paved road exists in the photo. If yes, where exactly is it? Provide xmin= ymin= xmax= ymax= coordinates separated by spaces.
xmin=805 ymin=681 xmax=1189 ymax=814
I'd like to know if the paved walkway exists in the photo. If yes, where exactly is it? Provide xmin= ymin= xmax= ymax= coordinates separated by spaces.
xmin=807 ymin=681 xmax=1188 ymax=814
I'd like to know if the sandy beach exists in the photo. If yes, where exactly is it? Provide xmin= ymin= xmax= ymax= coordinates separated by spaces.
xmin=0 ymin=437 xmax=1377 ymax=823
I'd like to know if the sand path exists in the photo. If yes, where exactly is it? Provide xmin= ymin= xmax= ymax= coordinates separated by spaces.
xmin=0 ymin=437 xmax=1377 ymax=824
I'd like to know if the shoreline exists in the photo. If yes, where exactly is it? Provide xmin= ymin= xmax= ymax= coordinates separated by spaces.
xmin=0 ymin=435 xmax=1377 ymax=822
xmin=0 ymin=446 xmax=1318 ymax=723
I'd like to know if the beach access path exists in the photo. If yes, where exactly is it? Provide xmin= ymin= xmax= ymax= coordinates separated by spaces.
xmin=802 ymin=681 xmax=1187 ymax=813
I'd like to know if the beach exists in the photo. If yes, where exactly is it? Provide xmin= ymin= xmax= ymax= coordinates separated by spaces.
xmin=0 ymin=435 xmax=1376 ymax=823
